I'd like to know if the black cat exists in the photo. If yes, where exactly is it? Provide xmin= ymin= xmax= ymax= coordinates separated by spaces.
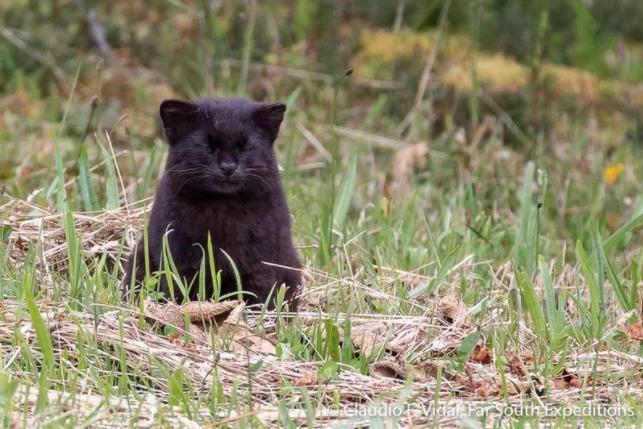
xmin=122 ymin=98 xmax=302 ymax=310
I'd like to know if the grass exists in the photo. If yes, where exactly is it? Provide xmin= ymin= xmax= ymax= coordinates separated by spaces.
xmin=1 ymin=1 xmax=643 ymax=427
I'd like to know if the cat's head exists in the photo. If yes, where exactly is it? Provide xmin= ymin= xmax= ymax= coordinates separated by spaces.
xmin=159 ymin=98 xmax=286 ymax=197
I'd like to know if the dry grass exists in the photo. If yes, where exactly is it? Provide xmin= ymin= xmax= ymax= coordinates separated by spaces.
xmin=2 ymin=198 xmax=642 ymax=427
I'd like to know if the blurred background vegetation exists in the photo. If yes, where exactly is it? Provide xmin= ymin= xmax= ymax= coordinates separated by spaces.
xmin=1 ymin=0 xmax=643 ymax=258
xmin=3 ymin=0 xmax=643 ymax=133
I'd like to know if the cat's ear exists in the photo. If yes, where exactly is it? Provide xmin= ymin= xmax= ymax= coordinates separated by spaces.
xmin=254 ymin=103 xmax=286 ymax=141
xmin=159 ymin=99 xmax=200 ymax=144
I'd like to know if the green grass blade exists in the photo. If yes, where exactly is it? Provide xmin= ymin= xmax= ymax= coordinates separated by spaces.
xmin=0 ymin=372 xmax=19 ymax=411
xmin=603 ymin=213 xmax=643 ymax=253
xmin=99 ymin=143 xmax=120 ymax=210
xmin=515 ymin=162 xmax=537 ymax=274
xmin=77 ymin=144 xmax=99 ymax=211
xmin=63 ymin=206 xmax=83 ymax=304
xmin=332 ymin=149 xmax=357 ymax=230
xmin=53 ymin=140 xmax=66 ymax=212
xmin=516 ymin=270 xmax=548 ymax=340
xmin=593 ymin=228 xmax=631 ymax=312
xmin=539 ymin=256 xmax=565 ymax=346
xmin=221 ymin=249 xmax=244 ymax=302
xmin=410 ymin=248 xmax=459 ymax=297
xmin=285 ymin=86 xmax=303 ymax=113
xmin=576 ymin=240 xmax=604 ymax=340
xmin=0 ymin=226 xmax=11 ymax=243
xmin=139 ymin=146 xmax=160 ymax=200
xmin=206 ymin=234 xmax=220 ymax=301
xmin=25 ymin=283 xmax=55 ymax=371
xmin=457 ymin=330 xmax=481 ymax=363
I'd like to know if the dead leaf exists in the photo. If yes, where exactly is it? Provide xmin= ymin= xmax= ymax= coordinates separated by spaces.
xmin=387 ymin=327 xmax=425 ymax=355
xmin=217 ymin=323 xmax=276 ymax=355
xmin=416 ymin=360 xmax=450 ymax=381
xmin=145 ymin=300 xmax=210 ymax=343
xmin=437 ymin=294 xmax=470 ymax=327
xmin=506 ymin=376 xmax=535 ymax=395
xmin=385 ymin=142 xmax=429 ymax=198
xmin=428 ymin=337 xmax=451 ymax=354
xmin=180 ymin=300 xmax=241 ymax=323
xmin=224 ymin=301 xmax=247 ymax=326
xmin=552 ymin=378 xmax=568 ymax=389
xmin=1 ymin=91 xmax=44 ymax=118
xmin=370 ymin=360 xmax=405 ymax=379
xmin=172 ymin=13 xmax=196 ymax=37
xmin=144 ymin=299 xmax=182 ymax=327
xmin=471 ymin=345 xmax=492 ymax=364
xmin=624 ymin=322 xmax=643 ymax=341
xmin=167 ymin=332 xmax=183 ymax=343
xmin=506 ymin=351 xmax=528 ymax=377
xmin=472 ymin=380 xmax=498 ymax=398
xmin=462 ymin=364 xmax=498 ymax=397
xmin=213 ymin=302 xmax=276 ymax=355
xmin=552 ymin=368 xmax=591 ymax=389
xmin=294 ymin=372 xmax=318 ymax=386
xmin=350 ymin=323 xmax=389 ymax=356
xmin=145 ymin=300 xmax=270 ymax=350
xmin=569 ymin=377 xmax=583 ymax=389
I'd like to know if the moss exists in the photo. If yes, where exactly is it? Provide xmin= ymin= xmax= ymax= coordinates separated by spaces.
xmin=351 ymin=28 xmax=432 ymax=80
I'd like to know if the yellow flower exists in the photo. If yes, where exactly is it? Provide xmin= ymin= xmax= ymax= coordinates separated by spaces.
xmin=604 ymin=163 xmax=625 ymax=186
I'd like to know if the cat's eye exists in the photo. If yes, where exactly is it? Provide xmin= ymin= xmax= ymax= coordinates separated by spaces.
xmin=208 ymin=135 xmax=220 ymax=150
xmin=237 ymin=138 xmax=248 ymax=150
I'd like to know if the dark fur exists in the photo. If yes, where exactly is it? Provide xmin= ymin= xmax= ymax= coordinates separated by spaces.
xmin=122 ymin=98 xmax=302 ymax=310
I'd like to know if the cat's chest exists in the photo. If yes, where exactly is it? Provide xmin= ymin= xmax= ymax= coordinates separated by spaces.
xmin=175 ymin=201 xmax=262 ymax=245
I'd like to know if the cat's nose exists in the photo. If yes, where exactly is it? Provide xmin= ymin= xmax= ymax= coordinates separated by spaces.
xmin=220 ymin=161 xmax=237 ymax=177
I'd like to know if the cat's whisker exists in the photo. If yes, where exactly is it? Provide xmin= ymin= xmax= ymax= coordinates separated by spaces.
xmin=245 ymin=173 xmax=273 ymax=192
xmin=167 ymin=167 xmax=209 ymax=175
xmin=243 ymin=167 xmax=276 ymax=192
xmin=174 ymin=174 xmax=210 ymax=195
xmin=125 ymin=97 xmax=301 ymax=311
